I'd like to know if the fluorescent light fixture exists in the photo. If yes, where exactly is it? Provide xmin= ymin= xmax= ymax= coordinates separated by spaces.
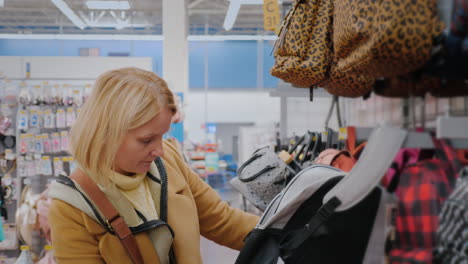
xmin=223 ymin=0 xmax=265 ymax=31
xmin=50 ymin=0 xmax=87 ymax=29
xmin=0 ymin=34 xmax=278 ymax=41
xmin=87 ymin=1 xmax=130 ymax=10
xmin=223 ymin=1 xmax=241 ymax=31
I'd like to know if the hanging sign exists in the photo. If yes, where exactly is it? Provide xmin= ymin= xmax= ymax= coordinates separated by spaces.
xmin=263 ymin=0 xmax=280 ymax=32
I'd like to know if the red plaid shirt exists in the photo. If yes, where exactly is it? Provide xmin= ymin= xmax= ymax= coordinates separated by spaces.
xmin=389 ymin=139 xmax=463 ymax=264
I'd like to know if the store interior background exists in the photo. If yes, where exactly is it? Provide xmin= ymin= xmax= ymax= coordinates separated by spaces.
xmin=0 ymin=0 xmax=466 ymax=263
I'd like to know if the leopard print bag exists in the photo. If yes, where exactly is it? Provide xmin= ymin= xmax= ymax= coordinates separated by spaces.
xmin=322 ymin=62 xmax=375 ymax=98
xmin=373 ymin=74 xmax=440 ymax=98
xmin=270 ymin=0 xmax=333 ymax=88
xmin=333 ymin=0 xmax=445 ymax=78
xmin=271 ymin=0 xmax=376 ymax=97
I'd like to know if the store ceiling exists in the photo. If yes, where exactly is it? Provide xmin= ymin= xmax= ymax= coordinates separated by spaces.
xmin=0 ymin=0 xmax=291 ymax=35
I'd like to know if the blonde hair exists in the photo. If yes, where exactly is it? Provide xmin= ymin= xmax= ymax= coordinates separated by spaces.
xmin=70 ymin=67 xmax=176 ymax=185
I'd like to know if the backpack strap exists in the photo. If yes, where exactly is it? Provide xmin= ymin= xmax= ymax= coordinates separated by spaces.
xmin=70 ymin=169 xmax=144 ymax=264
xmin=280 ymin=126 xmax=408 ymax=253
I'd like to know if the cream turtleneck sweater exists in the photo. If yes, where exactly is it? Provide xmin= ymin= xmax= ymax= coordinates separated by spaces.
xmin=108 ymin=170 xmax=158 ymax=220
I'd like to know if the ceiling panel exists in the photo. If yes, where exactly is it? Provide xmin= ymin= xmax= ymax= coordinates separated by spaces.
xmin=0 ymin=0 xmax=291 ymax=35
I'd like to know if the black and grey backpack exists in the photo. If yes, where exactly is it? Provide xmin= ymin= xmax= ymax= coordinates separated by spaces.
xmin=434 ymin=167 xmax=468 ymax=264
xmin=236 ymin=127 xmax=408 ymax=264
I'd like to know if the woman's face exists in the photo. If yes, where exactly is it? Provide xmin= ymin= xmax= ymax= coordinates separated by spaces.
xmin=113 ymin=107 xmax=173 ymax=176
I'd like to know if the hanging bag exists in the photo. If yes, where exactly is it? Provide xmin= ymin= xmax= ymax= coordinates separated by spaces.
xmin=230 ymin=133 xmax=312 ymax=211
xmin=374 ymin=74 xmax=441 ymax=98
xmin=322 ymin=62 xmax=375 ymax=98
xmin=270 ymin=0 xmax=334 ymax=87
xmin=333 ymin=0 xmax=444 ymax=78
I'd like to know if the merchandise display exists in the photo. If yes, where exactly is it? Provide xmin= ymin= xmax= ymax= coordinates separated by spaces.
xmin=14 ymin=246 xmax=33 ymax=264
xmin=0 ymin=78 xmax=92 ymax=261
xmin=0 ymin=0 xmax=467 ymax=263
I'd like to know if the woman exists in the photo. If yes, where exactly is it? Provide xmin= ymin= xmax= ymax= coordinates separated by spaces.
xmin=48 ymin=67 xmax=259 ymax=264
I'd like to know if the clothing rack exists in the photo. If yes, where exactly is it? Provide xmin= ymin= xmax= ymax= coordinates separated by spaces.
xmin=349 ymin=124 xmax=468 ymax=149
xmin=436 ymin=116 xmax=468 ymax=149
xmin=436 ymin=116 xmax=468 ymax=139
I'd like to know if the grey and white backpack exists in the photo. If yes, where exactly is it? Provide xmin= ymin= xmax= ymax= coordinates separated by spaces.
xmin=236 ymin=127 xmax=408 ymax=264
xmin=434 ymin=167 xmax=468 ymax=264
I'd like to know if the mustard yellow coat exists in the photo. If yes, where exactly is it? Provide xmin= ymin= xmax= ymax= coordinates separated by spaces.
xmin=49 ymin=141 xmax=259 ymax=263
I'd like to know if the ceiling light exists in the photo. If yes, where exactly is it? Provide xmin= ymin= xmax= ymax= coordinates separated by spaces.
xmin=86 ymin=1 xmax=130 ymax=10
xmin=50 ymin=0 xmax=87 ymax=29
xmin=223 ymin=0 xmax=265 ymax=31
xmin=223 ymin=1 xmax=241 ymax=31
xmin=0 ymin=0 xmax=4 ymax=8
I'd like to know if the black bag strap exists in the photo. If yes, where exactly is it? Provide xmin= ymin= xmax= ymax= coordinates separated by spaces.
xmin=280 ymin=127 xmax=408 ymax=254
xmin=279 ymin=197 xmax=341 ymax=254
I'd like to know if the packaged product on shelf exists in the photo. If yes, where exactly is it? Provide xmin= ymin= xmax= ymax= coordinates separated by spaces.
xmin=37 ymin=110 xmax=43 ymax=128
xmin=72 ymin=86 xmax=83 ymax=107
xmin=43 ymin=109 xmax=55 ymax=129
xmin=60 ymin=131 xmax=69 ymax=152
xmin=41 ymin=156 xmax=52 ymax=176
xmin=14 ymin=245 xmax=34 ymax=264
xmin=29 ymin=110 xmax=39 ymax=128
xmin=51 ymin=133 xmax=60 ymax=153
xmin=0 ymin=224 xmax=17 ymax=250
xmin=26 ymin=135 xmax=34 ymax=154
xmin=34 ymin=135 xmax=44 ymax=154
xmin=68 ymin=157 xmax=76 ymax=173
xmin=66 ymin=108 xmax=75 ymax=127
xmin=43 ymin=83 xmax=53 ymax=105
xmin=32 ymin=85 xmax=43 ymax=106
xmin=3 ymin=80 xmax=18 ymax=107
xmin=55 ymin=109 xmax=66 ymax=129
xmin=53 ymin=157 xmax=63 ymax=176
xmin=1 ymin=174 xmax=17 ymax=202
xmin=4 ymin=149 xmax=15 ymax=161
xmin=51 ymin=84 xmax=61 ymax=106
xmin=42 ymin=134 xmax=51 ymax=154
xmin=0 ymin=104 xmax=14 ymax=131
xmin=18 ymin=87 xmax=31 ymax=106
xmin=34 ymin=156 xmax=42 ymax=176
xmin=17 ymin=157 xmax=26 ymax=177
xmin=19 ymin=134 xmax=28 ymax=155
xmin=17 ymin=110 xmax=28 ymax=130
xmin=63 ymin=84 xmax=73 ymax=106
xmin=0 ymin=116 xmax=12 ymax=135
xmin=26 ymin=158 xmax=35 ymax=177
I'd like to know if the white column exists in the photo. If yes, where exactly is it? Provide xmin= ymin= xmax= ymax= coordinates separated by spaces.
xmin=163 ymin=0 xmax=189 ymax=94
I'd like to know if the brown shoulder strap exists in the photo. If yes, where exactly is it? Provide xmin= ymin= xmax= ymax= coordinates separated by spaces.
xmin=70 ymin=169 xmax=144 ymax=264
xmin=346 ymin=126 xmax=357 ymax=152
